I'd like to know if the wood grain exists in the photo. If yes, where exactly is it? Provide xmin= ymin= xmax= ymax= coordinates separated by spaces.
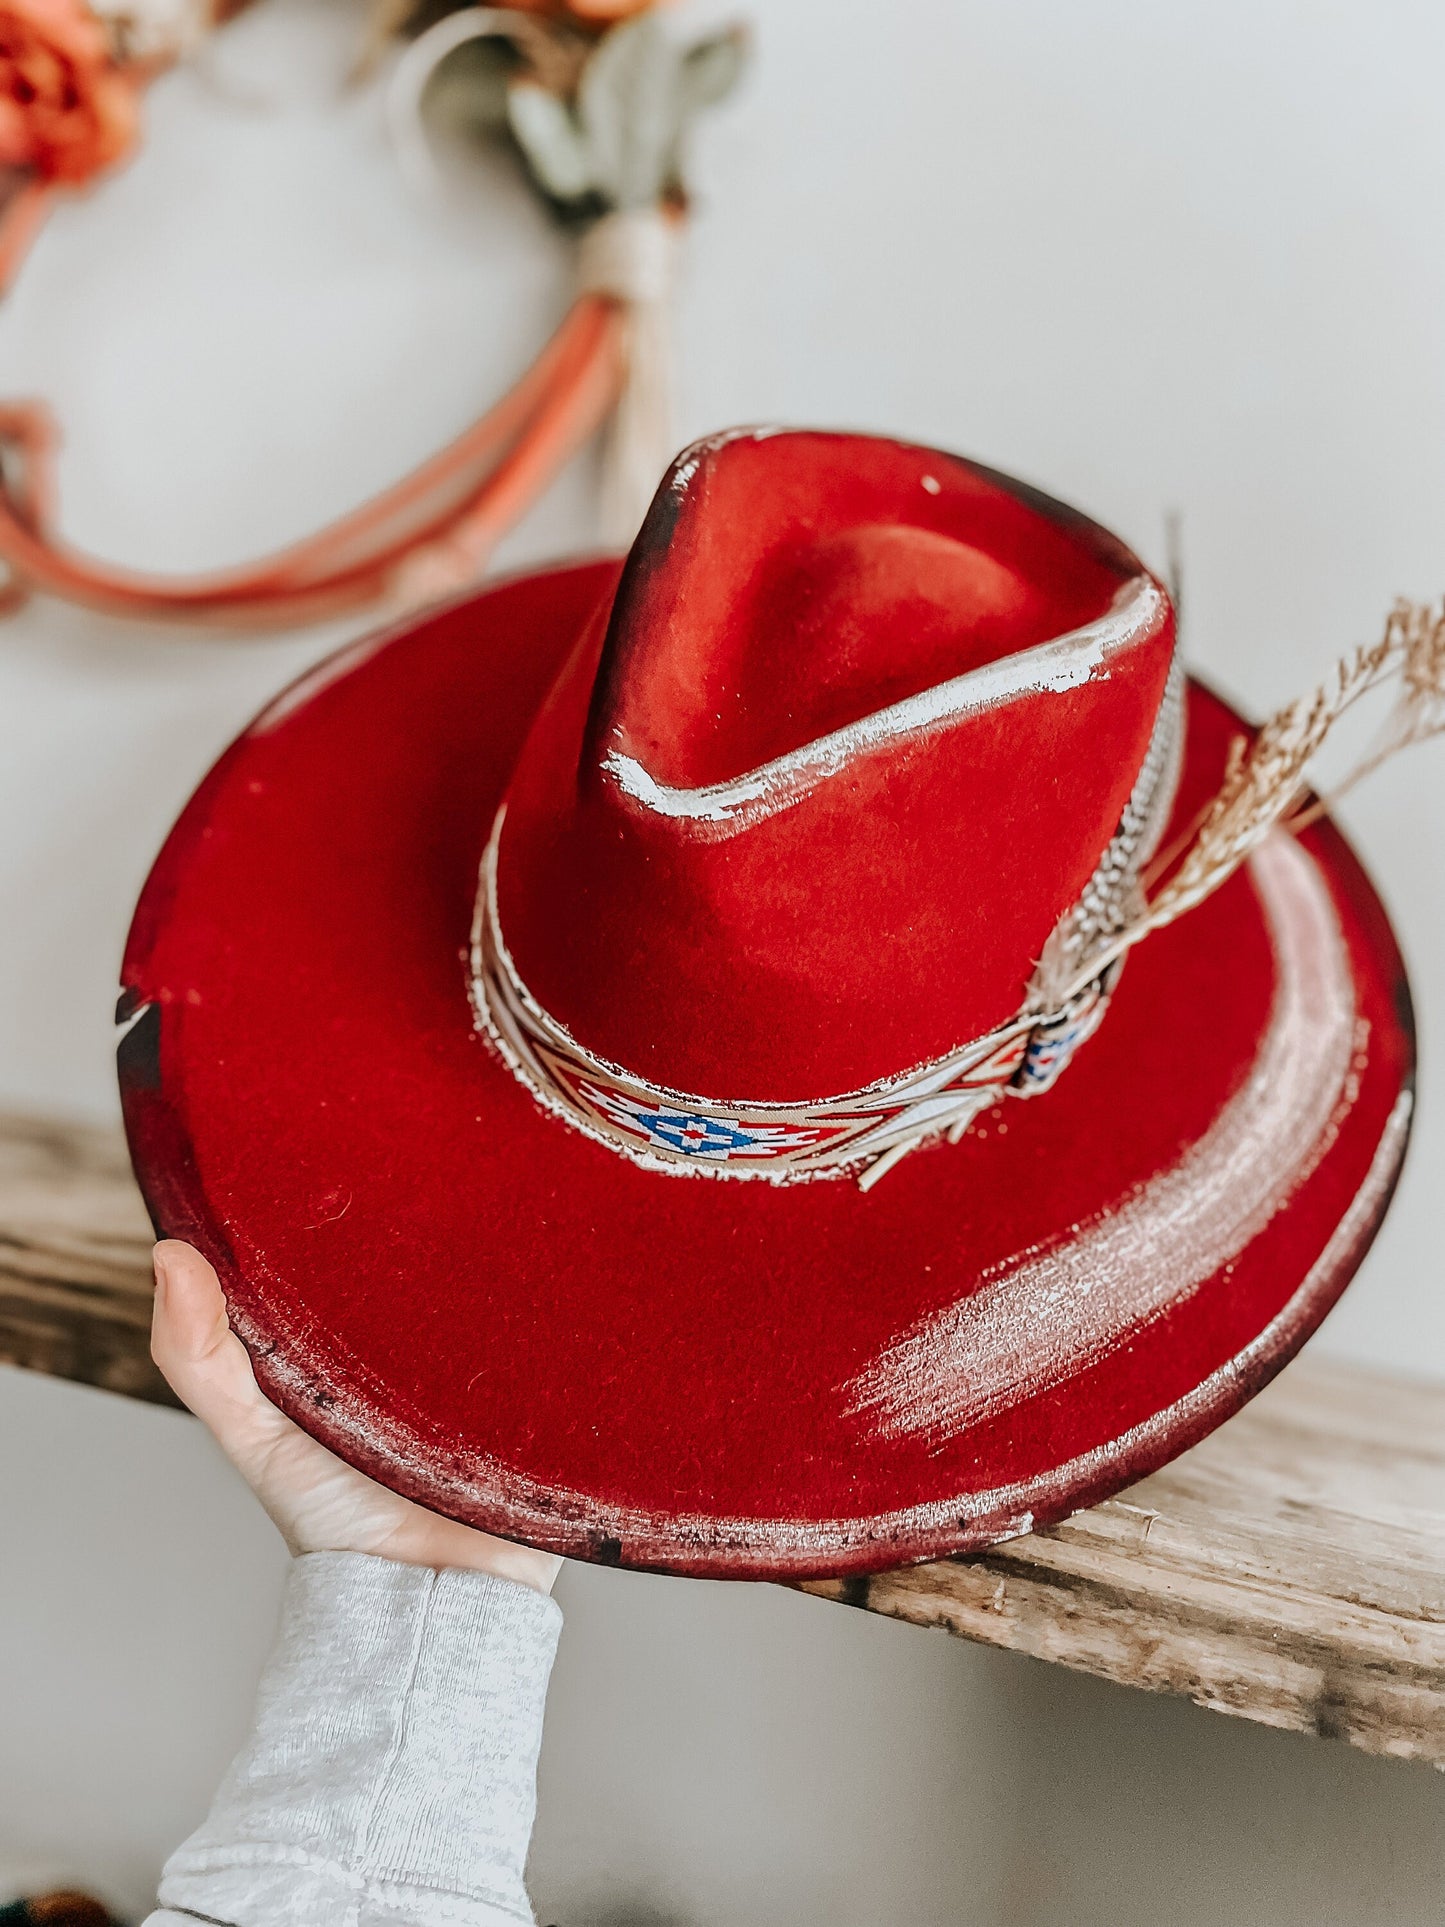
xmin=799 ymin=1359 xmax=1445 ymax=1765
xmin=0 ymin=1111 xmax=1440 ymax=1760
xmin=0 ymin=1110 xmax=175 ymax=1404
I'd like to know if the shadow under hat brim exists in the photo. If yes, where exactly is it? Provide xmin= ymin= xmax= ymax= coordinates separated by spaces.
xmin=119 ymin=561 xmax=1415 ymax=1578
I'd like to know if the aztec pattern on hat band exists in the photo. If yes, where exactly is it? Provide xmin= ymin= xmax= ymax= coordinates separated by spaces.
xmin=470 ymin=652 xmax=1183 ymax=1187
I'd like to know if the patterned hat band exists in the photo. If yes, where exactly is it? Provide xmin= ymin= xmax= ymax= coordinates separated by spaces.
xmin=471 ymin=658 xmax=1184 ymax=1190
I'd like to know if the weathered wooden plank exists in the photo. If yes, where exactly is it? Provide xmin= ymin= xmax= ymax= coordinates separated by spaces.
xmin=0 ymin=1111 xmax=175 ymax=1405
xmin=0 ymin=1111 xmax=1440 ymax=1760
xmin=798 ymin=1360 xmax=1445 ymax=1765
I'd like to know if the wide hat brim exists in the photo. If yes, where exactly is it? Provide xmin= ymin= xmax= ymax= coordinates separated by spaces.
xmin=120 ymin=561 xmax=1415 ymax=1578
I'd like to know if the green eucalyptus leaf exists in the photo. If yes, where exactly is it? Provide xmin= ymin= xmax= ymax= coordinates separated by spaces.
xmin=579 ymin=14 xmax=685 ymax=210
xmin=680 ymin=24 xmax=749 ymax=114
xmin=507 ymin=79 xmax=596 ymax=203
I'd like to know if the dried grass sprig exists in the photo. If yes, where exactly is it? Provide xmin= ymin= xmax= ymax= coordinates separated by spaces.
xmin=1287 ymin=598 xmax=1445 ymax=834
xmin=1060 ymin=598 xmax=1445 ymax=1003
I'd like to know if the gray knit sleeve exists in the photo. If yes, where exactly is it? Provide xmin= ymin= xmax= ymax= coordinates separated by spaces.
xmin=142 ymin=1550 xmax=561 ymax=1927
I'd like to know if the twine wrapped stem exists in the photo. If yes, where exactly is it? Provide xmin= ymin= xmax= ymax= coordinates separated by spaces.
xmin=577 ymin=205 xmax=677 ymax=544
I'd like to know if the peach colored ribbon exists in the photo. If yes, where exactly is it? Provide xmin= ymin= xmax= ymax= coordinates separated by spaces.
xmin=0 ymin=168 xmax=627 ymax=628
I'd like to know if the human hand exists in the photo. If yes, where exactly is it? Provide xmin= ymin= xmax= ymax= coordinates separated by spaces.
xmin=150 ymin=1239 xmax=561 ymax=1595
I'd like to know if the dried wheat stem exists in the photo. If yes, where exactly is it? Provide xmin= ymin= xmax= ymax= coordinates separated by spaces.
xmin=1059 ymin=598 xmax=1445 ymax=1004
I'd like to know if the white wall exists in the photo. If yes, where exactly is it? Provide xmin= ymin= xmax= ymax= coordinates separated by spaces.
xmin=1 ymin=0 xmax=1443 ymax=1919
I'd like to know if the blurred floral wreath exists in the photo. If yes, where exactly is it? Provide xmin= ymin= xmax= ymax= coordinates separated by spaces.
xmin=0 ymin=0 xmax=745 ymax=626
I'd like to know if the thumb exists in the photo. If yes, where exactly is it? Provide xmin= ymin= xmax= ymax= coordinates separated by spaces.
xmin=150 ymin=1239 xmax=293 ymax=1470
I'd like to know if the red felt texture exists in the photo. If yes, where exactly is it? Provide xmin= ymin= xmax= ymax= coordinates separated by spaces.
xmin=592 ymin=433 xmax=1139 ymax=785
xmin=120 ymin=559 xmax=1413 ymax=1578
xmin=498 ymin=433 xmax=1175 ymax=1096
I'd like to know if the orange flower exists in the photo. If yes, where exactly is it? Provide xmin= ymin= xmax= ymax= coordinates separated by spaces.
xmin=0 ymin=0 xmax=138 ymax=185
xmin=508 ymin=0 xmax=666 ymax=24
xmin=565 ymin=0 xmax=664 ymax=15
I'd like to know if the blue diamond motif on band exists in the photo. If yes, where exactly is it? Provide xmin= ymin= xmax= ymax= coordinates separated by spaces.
xmin=635 ymin=1110 xmax=761 ymax=1158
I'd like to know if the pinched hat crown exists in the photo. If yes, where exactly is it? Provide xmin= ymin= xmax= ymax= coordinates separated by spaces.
xmin=477 ymin=428 xmax=1178 ymax=1183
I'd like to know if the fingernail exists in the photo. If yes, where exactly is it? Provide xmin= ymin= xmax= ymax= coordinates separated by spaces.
xmin=152 ymin=1243 xmax=173 ymax=1302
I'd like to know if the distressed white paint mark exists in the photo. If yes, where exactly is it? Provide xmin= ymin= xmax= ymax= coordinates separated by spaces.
xmin=841 ymin=832 xmax=1359 ymax=1445
xmin=249 ymin=1085 xmax=1409 ymax=1571
xmin=668 ymin=423 xmax=787 ymax=494
xmin=601 ymin=575 xmax=1164 ymax=832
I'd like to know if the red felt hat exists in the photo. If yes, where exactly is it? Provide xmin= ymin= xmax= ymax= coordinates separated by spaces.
xmin=119 ymin=429 xmax=1415 ymax=1578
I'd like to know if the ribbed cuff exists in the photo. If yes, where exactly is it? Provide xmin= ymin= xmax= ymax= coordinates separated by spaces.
xmin=151 ymin=1551 xmax=561 ymax=1927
